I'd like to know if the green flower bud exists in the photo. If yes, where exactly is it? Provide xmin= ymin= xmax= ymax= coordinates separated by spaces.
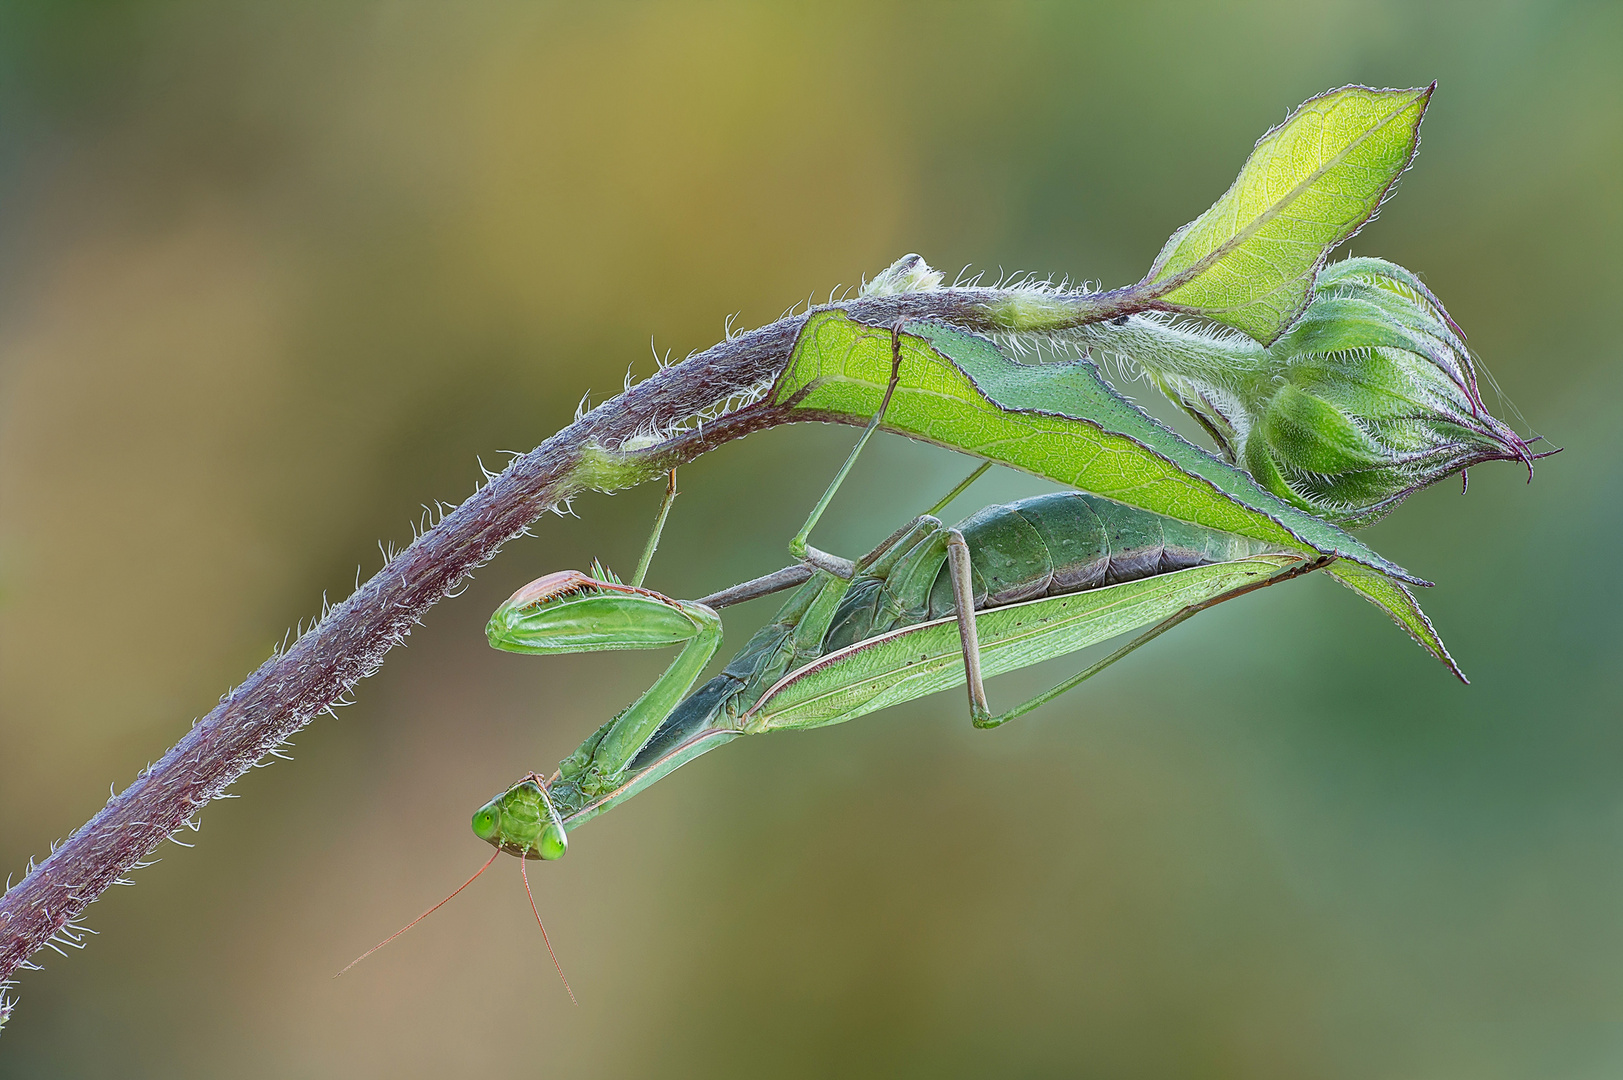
xmin=1079 ymin=258 xmax=1531 ymax=526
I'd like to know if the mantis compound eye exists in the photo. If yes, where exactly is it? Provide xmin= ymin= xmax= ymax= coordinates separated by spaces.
xmin=470 ymin=804 xmax=501 ymax=844
xmin=537 ymin=822 xmax=568 ymax=861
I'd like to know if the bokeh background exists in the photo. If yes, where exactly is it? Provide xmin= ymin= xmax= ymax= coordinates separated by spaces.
xmin=1 ymin=2 xmax=1618 ymax=1076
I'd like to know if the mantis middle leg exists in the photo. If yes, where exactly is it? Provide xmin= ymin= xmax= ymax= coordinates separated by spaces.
xmin=696 ymin=459 xmax=993 ymax=611
xmin=787 ymin=319 xmax=908 ymax=579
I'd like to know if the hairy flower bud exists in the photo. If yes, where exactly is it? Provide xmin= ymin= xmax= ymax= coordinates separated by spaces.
xmin=861 ymin=253 xmax=944 ymax=298
xmin=1079 ymin=258 xmax=1532 ymax=526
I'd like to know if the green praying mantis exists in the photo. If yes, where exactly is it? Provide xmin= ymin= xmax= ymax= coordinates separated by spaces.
xmin=469 ymin=336 xmax=1337 ymax=866
xmin=349 ymin=332 xmax=1370 ymax=996
xmin=472 ymin=478 xmax=1326 ymax=836
xmin=346 ymin=293 xmax=1540 ymax=993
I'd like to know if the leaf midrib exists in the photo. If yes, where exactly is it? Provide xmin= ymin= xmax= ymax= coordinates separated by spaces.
xmin=1145 ymin=90 xmax=1424 ymax=298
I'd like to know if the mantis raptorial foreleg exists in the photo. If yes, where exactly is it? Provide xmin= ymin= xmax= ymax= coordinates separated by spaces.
xmin=485 ymin=473 xmax=724 ymax=789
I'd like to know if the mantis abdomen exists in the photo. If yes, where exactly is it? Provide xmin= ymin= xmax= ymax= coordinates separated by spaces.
xmin=829 ymin=491 xmax=1281 ymax=647
xmin=629 ymin=492 xmax=1282 ymax=767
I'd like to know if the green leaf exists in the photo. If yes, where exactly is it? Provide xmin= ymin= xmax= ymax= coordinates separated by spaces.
xmin=773 ymin=310 xmax=1422 ymax=584
xmin=1325 ymin=559 xmax=1465 ymax=682
xmin=1143 ymin=84 xmax=1433 ymax=344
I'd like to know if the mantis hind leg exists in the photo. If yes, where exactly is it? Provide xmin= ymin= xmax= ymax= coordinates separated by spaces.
xmin=944 ymin=528 xmax=993 ymax=726
xmin=972 ymin=556 xmax=1331 ymax=729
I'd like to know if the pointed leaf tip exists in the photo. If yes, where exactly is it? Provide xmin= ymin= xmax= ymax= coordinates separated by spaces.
xmin=1142 ymin=84 xmax=1434 ymax=345
xmin=1327 ymin=559 xmax=1465 ymax=682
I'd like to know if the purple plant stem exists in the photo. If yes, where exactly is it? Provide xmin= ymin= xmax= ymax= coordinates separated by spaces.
xmin=0 ymin=283 xmax=1131 ymax=992
xmin=0 ymin=313 xmax=792 ymax=985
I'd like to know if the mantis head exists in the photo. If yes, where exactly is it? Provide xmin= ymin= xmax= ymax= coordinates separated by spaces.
xmin=338 ymin=775 xmax=571 ymax=983
xmin=470 ymin=775 xmax=579 ymax=1002
xmin=471 ymin=775 xmax=569 ymax=861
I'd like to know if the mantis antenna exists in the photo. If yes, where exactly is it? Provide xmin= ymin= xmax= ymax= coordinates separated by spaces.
xmin=335 ymin=849 xmax=500 ymax=977
xmin=521 ymin=859 xmax=577 ymax=1005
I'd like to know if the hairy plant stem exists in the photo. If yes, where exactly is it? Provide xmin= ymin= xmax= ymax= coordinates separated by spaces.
xmin=1070 ymin=316 xmax=1269 ymax=388
xmin=0 ymin=283 xmax=1134 ymax=997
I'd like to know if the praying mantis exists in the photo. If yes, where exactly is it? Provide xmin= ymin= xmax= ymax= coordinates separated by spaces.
xmin=469 ymin=332 xmax=1342 ymax=867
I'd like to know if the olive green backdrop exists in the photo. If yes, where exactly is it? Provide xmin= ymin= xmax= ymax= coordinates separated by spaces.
xmin=1 ymin=2 xmax=1618 ymax=1077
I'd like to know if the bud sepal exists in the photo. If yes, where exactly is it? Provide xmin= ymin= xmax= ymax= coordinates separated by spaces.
xmin=1075 ymin=257 xmax=1532 ymax=526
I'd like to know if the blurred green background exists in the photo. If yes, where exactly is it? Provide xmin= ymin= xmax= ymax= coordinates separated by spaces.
xmin=0 ymin=2 xmax=1618 ymax=1076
